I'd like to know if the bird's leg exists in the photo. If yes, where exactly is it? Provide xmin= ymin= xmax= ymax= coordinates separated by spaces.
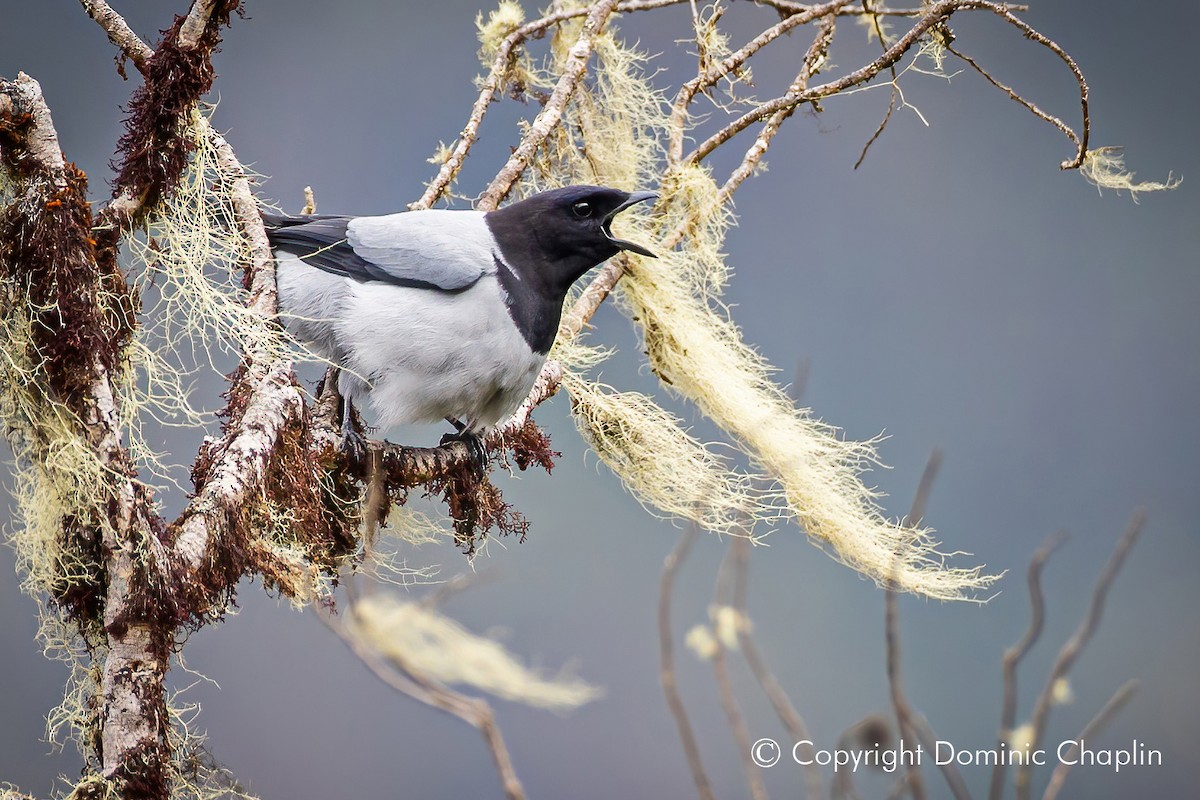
xmin=340 ymin=393 xmax=368 ymax=464
xmin=439 ymin=420 xmax=488 ymax=479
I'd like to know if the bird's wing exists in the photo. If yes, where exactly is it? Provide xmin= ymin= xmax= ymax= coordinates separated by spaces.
xmin=263 ymin=209 xmax=494 ymax=293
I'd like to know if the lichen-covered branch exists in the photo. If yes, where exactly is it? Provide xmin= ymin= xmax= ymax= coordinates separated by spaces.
xmin=478 ymin=0 xmax=622 ymax=209
xmin=1 ymin=71 xmax=167 ymax=800
xmin=667 ymin=0 xmax=852 ymax=165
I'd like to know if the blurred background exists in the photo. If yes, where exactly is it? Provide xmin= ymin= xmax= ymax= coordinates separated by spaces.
xmin=2 ymin=1 xmax=1196 ymax=798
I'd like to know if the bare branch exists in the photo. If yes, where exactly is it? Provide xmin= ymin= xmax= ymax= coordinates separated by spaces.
xmin=988 ymin=529 xmax=1069 ymax=800
xmin=658 ymin=529 xmax=717 ymax=800
xmin=963 ymin=8 xmax=1089 ymax=169
xmin=1014 ymin=509 xmax=1147 ymax=800
xmin=730 ymin=537 xmax=822 ymax=799
xmin=78 ymin=0 xmax=153 ymax=70
xmin=319 ymin=606 xmax=526 ymax=800
xmin=712 ymin=545 xmax=769 ymax=800
xmin=1041 ymin=680 xmax=1139 ymax=800
xmin=945 ymin=43 xmax=1083 ymax=164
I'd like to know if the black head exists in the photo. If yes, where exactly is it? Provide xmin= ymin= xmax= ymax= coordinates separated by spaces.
xmin=485 ymin=185 xmax=657 ymax=297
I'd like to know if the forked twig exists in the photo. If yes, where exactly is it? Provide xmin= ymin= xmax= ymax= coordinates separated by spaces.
xmin=319 ymin=604 xmax=526 ymax=800
xmin=1041 ymin=680 xmax=1139 ymax=800
xmin=659 ymin=528 xmax=717 ymax=800
xmin=712 ymin=544 xmax=769 ymax=800
xmin=730 ymin=536 xmax=823 ymax=799
xmin=1013 ymin=509 xmax=1147 ymax=800
xmin=987 ymin=529 xmax=1069 ymax=800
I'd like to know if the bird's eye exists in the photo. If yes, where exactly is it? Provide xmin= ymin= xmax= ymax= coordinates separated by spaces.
xmin=572 ymin=201 xmax=592 ymax=218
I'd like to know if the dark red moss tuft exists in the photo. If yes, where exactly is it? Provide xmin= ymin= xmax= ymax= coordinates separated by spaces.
xmin=495 ymin=418 xmax=558 ymax=473
xmin=110 ymin=3 xmax=244 ymax=220
xmin=0 ymin=163 xmax=136 ymax=408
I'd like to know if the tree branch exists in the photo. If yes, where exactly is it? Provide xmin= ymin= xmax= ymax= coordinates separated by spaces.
xmin=1014 ymin=509 xmax=1146 ymax=800
xmin=988 ymin=529 xmax=1069 ymax=800
xmin=319 ymin=605 xmax=527 ymax=800
xmin=78 ymin=0 xmax=153 ymax=71
xmin=1 ymin=72 xmax=169 ymax=800
xmin=658 ymin=529 xmax=716 ymax=800
xmin=686 ymin=1 xmax=1088 ymax=169
xmin=478 ymin=0 xmax=623 ymax=210
xmin=1041 ymin=680 xmax=1138 ymax=800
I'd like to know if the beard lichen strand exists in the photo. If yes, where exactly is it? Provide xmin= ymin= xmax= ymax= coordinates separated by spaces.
xmin=496 ymin=24 xmax=994 ymax=599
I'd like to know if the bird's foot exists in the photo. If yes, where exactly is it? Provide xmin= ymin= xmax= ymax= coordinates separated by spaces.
xmin=341 ymin=428 xmax=369 ymax=467
xmin=439 ymin=427 xmax=488 ymax=479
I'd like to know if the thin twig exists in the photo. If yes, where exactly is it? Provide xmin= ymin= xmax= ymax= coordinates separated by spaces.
xmin=730 ymin=537 xmax=823 ymax=799
xmin=885 ymin=450 xmax=972 ymax=800
xmin=988 ymin=529 xmax=1069 ymax=800
xmin=853 ymin=0 xmax=900 ymax=170
xmin=479 ymin=0 xmax=623 ymax=210
xmin=882 ymin=451 xmax=947 ymax=800
xmin=686 ymin=1 xmax=1088 ymax=168
xmin=713 ymin=544 xmax=769 ymax=800
xmin=962 ymin=8 xmax=1089 ymax=169
xmin=884 ymin=573 xmax=927 ymax=800
xmin=659 ymin=529 xmax=717 ymax=800
xmin=945 ymin=43 xmax=1082 ymax=162
xmin=1014 ymin=509 xmax=1147 ymax=800
xmin=718 ymin=14 xmax=837 ymax=203
xmin=1041 ymin=680 xmax=1139 ymax=800
xmin=668 ymin=0 xmax=855 ymax=165
xmin=319 ymin=606 xmax=526 ymax=800
xmin=907 ymin=447 xmax=943 ymax=526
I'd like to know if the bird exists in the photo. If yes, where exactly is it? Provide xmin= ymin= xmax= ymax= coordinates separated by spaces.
xmin=264 ymin=185 xmax=658 ymax=458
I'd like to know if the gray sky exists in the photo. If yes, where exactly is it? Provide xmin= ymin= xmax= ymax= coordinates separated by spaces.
xmin=2 ymin=2 xmax=1197 ymax=798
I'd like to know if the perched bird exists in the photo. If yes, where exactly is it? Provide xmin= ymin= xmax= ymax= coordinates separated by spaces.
xmin=265 ymin=185 xmax=657 ymax=454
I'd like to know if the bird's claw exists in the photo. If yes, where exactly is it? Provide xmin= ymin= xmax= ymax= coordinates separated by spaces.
xmin=440 ymin=428 xmax=488 ymax=479
xmin=342 ymin=429 xmax=369 ymax=466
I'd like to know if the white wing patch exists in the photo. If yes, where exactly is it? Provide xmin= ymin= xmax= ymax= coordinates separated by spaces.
xmin=347 ymin=210 xmax=496 ymax=291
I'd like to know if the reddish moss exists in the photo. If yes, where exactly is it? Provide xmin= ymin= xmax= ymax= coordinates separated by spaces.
xmin=110 ymin=2 xmax=244 ymax=221
xmin=0 ymin=122 xmax=137 ymax=631
xmin=0 ymin=163 xmax=135 ymax=408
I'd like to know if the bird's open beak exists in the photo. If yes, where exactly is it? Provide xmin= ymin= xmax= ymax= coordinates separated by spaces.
xmin=603 ymin=191 xmax=659 ymax=258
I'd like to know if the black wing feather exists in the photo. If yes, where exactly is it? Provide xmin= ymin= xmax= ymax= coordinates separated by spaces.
xmin=262 ymin=212 xmax=469 ymax=292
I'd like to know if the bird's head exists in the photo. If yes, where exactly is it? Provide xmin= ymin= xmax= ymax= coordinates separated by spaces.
xmin=486 ymin=185 xmax=658 ymax=295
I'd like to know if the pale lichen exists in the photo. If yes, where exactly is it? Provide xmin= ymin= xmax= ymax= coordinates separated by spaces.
xmin=1080 ymin=146 xmax=1180 ymax=201
xmin=352 ymin=593 xmax=601 ymax=712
